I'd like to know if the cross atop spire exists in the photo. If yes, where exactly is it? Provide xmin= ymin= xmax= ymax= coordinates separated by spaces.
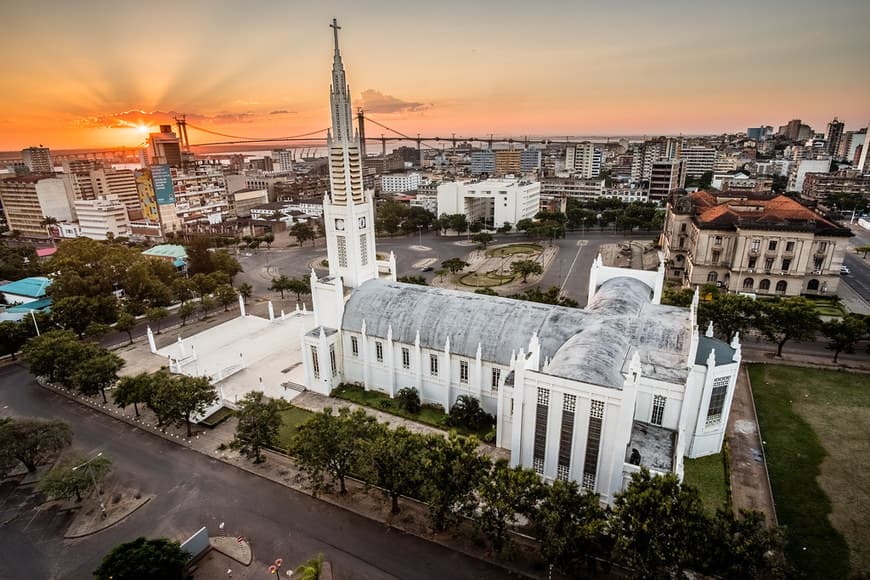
xmin=330 ymin=18 xmax=341 ymax=55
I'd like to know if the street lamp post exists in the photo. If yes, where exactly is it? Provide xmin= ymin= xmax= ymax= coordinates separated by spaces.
xmin=268 ymin=558 xmax=284 ymax=578
xmin=417 ymin=224 xmax=423 ymax=246
xmin=72 ymin=452 xmax=106 ymax=519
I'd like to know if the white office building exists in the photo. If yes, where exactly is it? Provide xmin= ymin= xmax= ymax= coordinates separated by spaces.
xmin=380 ymin=172 xmax=423 ymax=193
xmin=74 ymin=196 xmax=131 ymax=240
xmin=437 ymin=178 xmax=540 ymax=229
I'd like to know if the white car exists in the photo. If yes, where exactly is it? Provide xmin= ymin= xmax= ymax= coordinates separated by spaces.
xmin=840 ymin=265 xmax=851 ymax=275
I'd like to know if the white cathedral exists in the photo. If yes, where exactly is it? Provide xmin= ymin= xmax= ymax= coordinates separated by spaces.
xmin=302 ymin=20 xmax=740 ymax=504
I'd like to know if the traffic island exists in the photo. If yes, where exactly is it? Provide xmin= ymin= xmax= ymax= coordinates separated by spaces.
xmin=64 ymin=486 xmax=152 ymax=539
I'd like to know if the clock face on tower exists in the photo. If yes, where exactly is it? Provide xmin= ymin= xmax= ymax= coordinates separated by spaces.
xmin=335 ymin=218 xmax=345 ymax=231
xmin=358 ymin=216 xmax=366 ymax=229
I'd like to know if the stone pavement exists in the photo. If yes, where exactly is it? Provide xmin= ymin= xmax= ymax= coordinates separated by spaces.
xmin=430 ymin=242 xmax=558 ymax=294
xmin=726 ymin=365 xmax=777 ymax=525
xmin=837 ymin=279 xmax=870 ymax=315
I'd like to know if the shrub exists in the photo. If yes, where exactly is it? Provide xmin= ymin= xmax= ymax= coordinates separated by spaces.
xmin=446 ymin=396 xmax=494 ymax=432
xmin=395 ymin=387 xmax=421 ymax=414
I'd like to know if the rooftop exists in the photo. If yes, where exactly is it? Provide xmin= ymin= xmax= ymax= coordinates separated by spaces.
xmin=625 ymin=421 xmax=676 ymax=472
xmin=142 ymin=244 xmax=188 ymax=260
xmin=0 ymin=276 xmax=51 ymax=298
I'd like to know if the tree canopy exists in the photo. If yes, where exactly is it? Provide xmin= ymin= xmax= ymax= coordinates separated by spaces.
xmin=0 ymin=418 xmax=72 ymax=473
xmin=231 ymin=391 xmax=283 ymax=463
xmin=93 ymin=537 xmax=191 ymax=580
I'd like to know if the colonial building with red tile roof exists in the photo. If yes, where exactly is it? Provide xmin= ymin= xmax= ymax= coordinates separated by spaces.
xmin=661 ymin=191 xmax=852 ymax=296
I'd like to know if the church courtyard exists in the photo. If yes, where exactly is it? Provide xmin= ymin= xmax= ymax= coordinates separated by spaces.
xmin=749 ymin=364 xmax=870 ymax=579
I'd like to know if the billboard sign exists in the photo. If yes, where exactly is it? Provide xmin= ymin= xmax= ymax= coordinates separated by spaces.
xmin=151 ymin=164 xmax=175 ymax=205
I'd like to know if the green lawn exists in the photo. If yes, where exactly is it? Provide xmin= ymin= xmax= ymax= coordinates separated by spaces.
xmin=749 ymin=364 xmax=869 ymax=579
xmin=682 ymin=453 xmax=728 ymax=516
xmin=275 ymin=406 xmax=314 ymax=450
xmin=330 ymin=383 xmax=490 ymax=439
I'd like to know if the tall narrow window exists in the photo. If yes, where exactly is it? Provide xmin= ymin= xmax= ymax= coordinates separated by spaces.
xmin=533 ymin=388 xmax=550 ymax=475
xmin=460 ymin=360 xmax=469 ymax=383
xmin=401 ymin=347 xmax=410 ymax=369
xmin=351 ymin=336 xmax=359 ymax=357
xmin=375 ymin=341 xmax=383 ymax=362
xmin=491 ymin=368 xmax=501 ymax=390
xmin=751 ymin=239 xmax=760 ymax=253
xmin=651 ymin=395 xmax=666 ymax=426
xmin=360 ymin=234 xmax=368 ymax=265
xmin=785 ymin=241 xmax=795 ymax=252
xmin=336 ymin=235 xmax=348 ymax=267
xmin=430 ymin=354 xmax=438 ymax=376
xmin=768 ymin=240 xmax=777 ymax=251
xmin=557 ymin=394 xmax=576 ymax=481
xmin=310 ymin=345 xmax=319 ymax=379
xmin=582 ymin=401 xmax=604 ymax=490
xmin=329 ymin=344 xmax=337 ymax=377
xmin=706 ymin=376 xmax=730 ymax=426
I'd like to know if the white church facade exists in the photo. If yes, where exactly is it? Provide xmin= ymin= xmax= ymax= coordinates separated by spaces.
xmin=302 ymin=20 xmax=740 ymax=504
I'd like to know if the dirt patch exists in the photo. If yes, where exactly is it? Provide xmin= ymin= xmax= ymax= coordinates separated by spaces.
xmin=64 ymin=484 xmax=153 ymax=538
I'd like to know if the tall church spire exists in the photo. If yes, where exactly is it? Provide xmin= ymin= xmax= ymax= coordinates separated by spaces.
xmin=322 ymin=18 xmax=379 ymax=288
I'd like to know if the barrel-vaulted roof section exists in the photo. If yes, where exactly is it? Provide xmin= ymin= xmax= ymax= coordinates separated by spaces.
xmin=342 ymin=280 xmax=589 ymax=365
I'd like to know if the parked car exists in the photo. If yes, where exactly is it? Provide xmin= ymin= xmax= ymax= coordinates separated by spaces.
xmin=840 ymin=265 xmax=851 ymax=275
xmin=421 ymin=266 xmax=434 ymax=272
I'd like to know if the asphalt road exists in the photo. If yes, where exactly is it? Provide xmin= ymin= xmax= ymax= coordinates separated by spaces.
xmin=0 ymin=364 xmax=515 ymax=580
xmin=841 ymin=223 xmax=870 ymax=303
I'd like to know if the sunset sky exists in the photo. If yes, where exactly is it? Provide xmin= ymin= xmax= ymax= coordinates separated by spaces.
xmin=1 ymin=0 xmax=868 ymax=150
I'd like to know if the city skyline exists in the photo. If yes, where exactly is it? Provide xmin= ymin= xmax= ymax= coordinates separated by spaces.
xmin=2 ymin=0 xmax=868 ymax=151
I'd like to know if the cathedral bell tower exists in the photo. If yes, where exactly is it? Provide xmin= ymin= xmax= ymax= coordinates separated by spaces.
xmin=322 ymin=18 xmax=378 ymax=288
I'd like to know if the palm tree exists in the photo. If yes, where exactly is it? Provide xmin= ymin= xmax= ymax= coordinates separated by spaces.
xmin=238 ymin=283 xmax=253 ymax=304
xmin=40 ymin=216 xmax=58 ymax=247
xmin=294 ymin=553 xmax=324 ymax=580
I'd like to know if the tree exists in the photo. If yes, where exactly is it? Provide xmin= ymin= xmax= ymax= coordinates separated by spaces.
xmin=214 ymin=284 xmax=237 ymax=311
xmin=697 ymin=293 xmax=758 ymax=341
xmin=40 ymin=453 xmax=112 ymax=501
xmin=185 ymin=236 xmax=213 ymax=275
xmin=476 ymin=460 xmax=545 ymax=552
xmin=362 ymin=426 xmax=426 ymax=514
xmin=531 ymin=479 xmax=612 ymax=575
xmin=238 ymin=282 xmax=253 ymax=304
xmin=756 ymin=297 xmax=821 ymax=357
xmin=94 ymin=537 xmax=191 ymax=580
xmin=40 ymin=216 xmax=58 ymax=246
xmin=114 ymin=311 xmax=136 ymax=345
xmin=472 ymin=232 xmax=494 ymax=249
xmin=262 ymin=232 xmax=275 ymax=249
xmin=150 ymin=375 xmax=218 ymax=437
xmin=289 ymin=407 xmax=378 ymax=495
xmin=446 ymin=395 xmax=494 ymax=432
xmin=178 ymin=302 xmax=197 ymax=326
xmin=395 ymin=387 xmax=421 ymax=414
xmin=515 ymin=218 xmax=534 ymax=233
xmin=0 ymin=418 xmax=72 ymax=473
xmin=0 ymin=239 xmax=41 ymax=280
xmin=172 ymin=278 xmax=194 ymax=304
xmin=286 ymin=277 xmax=311 ymax=302
xmin=821 ymin=314 xmax=866 ymax=363
xmin=198 ymin=296 xmax=215 ymax=318
xmin=856 ymin=245 xmax=870 ymax=259
xmin=397 ymin=275 xmax=428 ymax=286
xmin=435 ymin=268 xmax=448 ymax=282
xmin=211 ymin=250 xmax=243 ymax=282
xmin=190 ymin=273 xmax=216 ymax=299
xmin=612 ymin=469 xmax=707 ymax=578
xmin=474 ymin=287 xmax=498 ymax=296
xmin=231 ymin=391 xmax=283 ymax=463
xmin=22 ymin=329 xmax=85 ymax=386
xmin=293 ymin=553 xmax=324 ymax=580
xmin=71 ymin=351 xmax=125 ymax=403
xmin=421 ymin=433 xmax=489 ymax=531
xmin=291 ymin=222 xmax=316 ymax=246
xmin=0 ymin=320 xmax=30 ymax=359
xmin=441 ymin=258 xmax=469 ymax=274
xmin=269 ymin=275 xmax=292 ymax=299
xmin=511 ymin=259 xmax=543 ymax=283
xmin=51 ymin=295 xmax=118 ymax=337
xmin=703 ymin=509 xmax=785 ymax=579
xmin=511 ymin=286 xmax=578 ymax=307
xmin=46 ymin=238 xmax=141 ymax=299
xmin=114 ymin=373 xmax=155 ymax=417
xmin=145 ymin=307 xmax=169 ymax=334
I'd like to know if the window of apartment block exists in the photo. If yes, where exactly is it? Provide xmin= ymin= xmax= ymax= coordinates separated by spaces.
xmin=491 ymin=368 xmax=501 ymax=390
xmin=651 ymin=395 xmax=666 ymax=426
xmin=350 ymin=336 xmax=359 ymax=357
xmin=743 ymin=277 xmax=754 ymax=289
xmin=460 ymin=360 xmax=469 ymax=383
xmin=764 ymin=258 xmax=774 ymax=271
xmin=706 ymin=376 xmax=729 ymax=425
xmin=748 ymin=257 xmax=757 ymax=269
xmin=375 ymin=341 xmax=383 ymax=362
xmin=768 ymin=240 xmax=777 ymax=251
xmin=818 ymin=241 xmax=827 ymax=252
xmin=711 ymin=250 xmax=720 ymax=264
xmin=401 ymin=347 xmax=410 ymax=369
xmin=813 ymin=257 xmax=823 ymax=271
xmin=782 ymin=258 xmax=791 ymax=271
xmin=329 ymin=344 xmax=337 ymax=377
xmin=430 ymin=354 xmax=438 ymax=376
xmin=533 ymin=387 xmax=550 ymax=475
xmin=751 ymin=239 xmax=760 ymax=252
xmin=582 ymin=400 xmax=604 ymax=490
xmin=311 ymin=346 xmax=319 ymax=379
xmin=714 ymin=235 xmax=722 ymax=245
xmin=680 ymin=223 xmax=687 ymax=233
xmin=785 ymin=241 xmax=795 ymax=252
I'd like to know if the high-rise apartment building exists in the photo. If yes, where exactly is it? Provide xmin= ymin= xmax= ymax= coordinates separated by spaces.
xmin=678 ymin=146 xmax=716 ymax=177
xmin=825 ymin=118 xmax=844 ymax=158
xmin=149 ymin=126 xmax=183 ymax=168
xmin=437 ymin=178 xmax=540 ymax=228
xmin=270 ymin=149 xmax=294 ymax=173
xmin=90 ymin=169 xmax=140 ymax=212
xmin=520 ymin=149 xmax=541 ymax=173
xmin=494 ymin=150 xmax=521 ymax=175
xmin=802 ymin=170 xmax=870 ymax=202
xmin=0 ymin=175 xmax=75 ymax=237
xmin=565 ymin=143 xmax=599 ymax=178
xmin=470 ymin=150 xmax=496 ymax=175
xmin=788 ymin=159 xmax=832 ymax=192
xmin=21 ymin=147 xmax=53 ymax=173
xmin=74 ymin=196 xmax=131 ymax=240
xmin=630 ymin=138 xmax=677 ymax=182
xmin=648 ymin=159 xmax=687 ymax=204
xmin=859 ymin=121 xmax=870 ymax=173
